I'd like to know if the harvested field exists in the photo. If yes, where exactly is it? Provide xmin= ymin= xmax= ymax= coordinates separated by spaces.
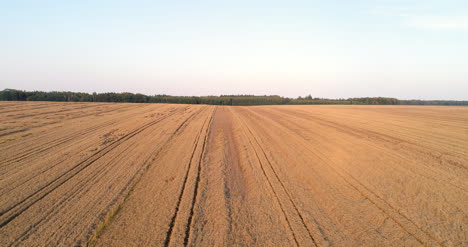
xmin=0 ymin=102 xmax=467 ymax=246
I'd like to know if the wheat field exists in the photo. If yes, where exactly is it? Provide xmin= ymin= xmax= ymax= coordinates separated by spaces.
xmin=0 ymin=102 xmax=467 ymax=246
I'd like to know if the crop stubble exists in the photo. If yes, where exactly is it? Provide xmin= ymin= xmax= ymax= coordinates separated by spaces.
xmin=0 ymin=102 xmax=466 ymax=246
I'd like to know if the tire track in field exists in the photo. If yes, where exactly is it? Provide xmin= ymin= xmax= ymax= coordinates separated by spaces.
xmin=0 ymin=105 xmax=154 ymax=167
xmin=239 ymin=116 xmax=329 ymax=247
xmin=0 ymin=103 xmax=62 ymax=114
xmin=7 ymin=139 xmax=138 ymax=247
xmin=232 ymin=108 xmax=319 ymax=247
xmin=183 ymin=106 xmax=216 ymax=246
xmin=164 ymin=106 xmax=215 ymax=247
xmin=0 ymin=115 xmax=146 ymax=200
xmin=84 ymin=107 xmax=205 ymax=246
xmin=243 ymin=108 xmax=445 ymax=247
xmin=0 ymin=107 xmax=187 ymax=228
xmin=5 ymin=103 xmax=137 ymax=134
xmin=252 ymin=107 xmax=468 ymax=198
xmin=0 ymin=120 xmax=116 ymax=167
xmin=316 ymin=159 xmax=447 ymax=247
xmin=271 ymin=108 xmax=467 ymax=171
xmin=5 ymin=104 xmax=103 ymax=120
xmin=6 ymin=107 xmax=205 ymax=246
xmin=259 ymin=108 xmax=450 ymax=246
xmin=0 ymin=128 xmax=30 ymax=138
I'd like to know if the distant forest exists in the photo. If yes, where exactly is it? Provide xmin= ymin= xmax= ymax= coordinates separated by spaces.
xmin=1 ymin=89 xmax=467 ymax=106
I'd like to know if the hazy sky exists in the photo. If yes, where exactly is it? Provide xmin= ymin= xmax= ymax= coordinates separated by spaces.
xmin=1 ymin=0 xmax=467 ymax=99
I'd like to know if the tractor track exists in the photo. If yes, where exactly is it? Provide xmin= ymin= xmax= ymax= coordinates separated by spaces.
xmin=0 ymin=107 xmax=186 ymax=228
xmin=183 ymin=106 xmax=216 ymax=246
xmin=6 ymin=107 xmax=205 ymax=246
xmin=0 ymin=104 xmax=154 ymax=167
xmin=1 ymin=103 xmax=465 ymax=247
xmin=234 ymin=108 xmax=322 ymax=247
xmin=164 ymin=107 xmax=215 ymax=247
xmin=242 ymin=107 xmax=446 ymax=247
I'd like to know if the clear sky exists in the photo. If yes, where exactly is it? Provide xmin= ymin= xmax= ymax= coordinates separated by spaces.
xmin=1 ymin=0 xmax=467 ymax=99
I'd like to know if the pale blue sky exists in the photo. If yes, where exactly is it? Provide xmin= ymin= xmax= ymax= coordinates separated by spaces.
xmin=1 ymin=0 xmax=467 ymax=99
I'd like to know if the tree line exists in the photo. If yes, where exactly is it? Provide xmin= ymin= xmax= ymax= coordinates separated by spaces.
xmin=1 ymin=89 xmax=466 ymax=106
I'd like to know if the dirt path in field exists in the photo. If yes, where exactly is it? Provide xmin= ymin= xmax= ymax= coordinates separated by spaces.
xmin=0 ymin=102 xmax=467 ymax=246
